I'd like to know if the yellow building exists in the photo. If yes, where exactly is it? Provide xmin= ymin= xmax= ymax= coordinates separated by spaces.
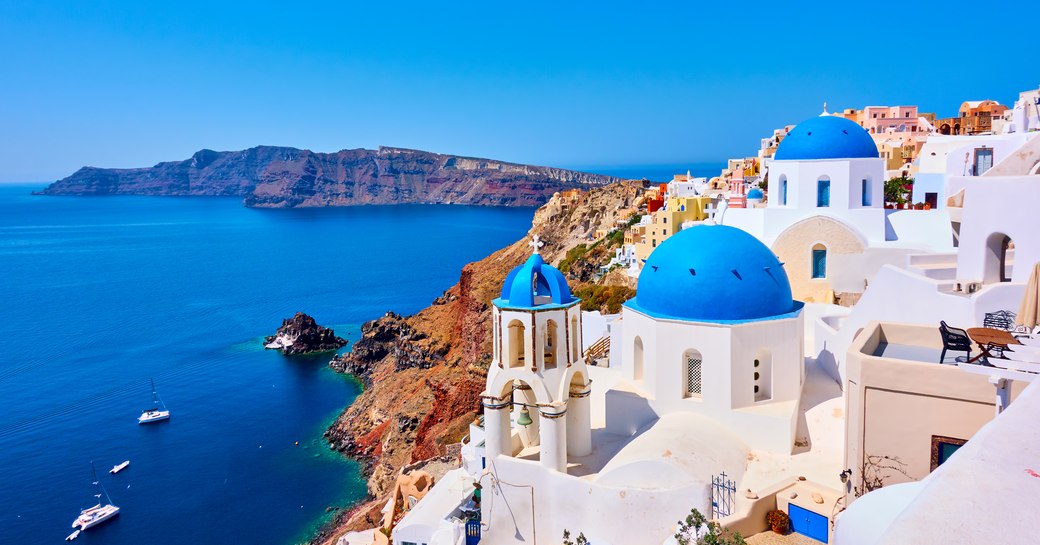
xmin=634 ymin=195 xmax=712 ymax=261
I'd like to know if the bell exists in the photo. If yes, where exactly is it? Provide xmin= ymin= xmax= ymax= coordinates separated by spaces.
xmin=516 ymin=408 xmax=533 ymax=427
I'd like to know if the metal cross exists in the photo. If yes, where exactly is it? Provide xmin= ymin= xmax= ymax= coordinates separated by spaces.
xmin=529 ymin=235 xmax=544 ymax=254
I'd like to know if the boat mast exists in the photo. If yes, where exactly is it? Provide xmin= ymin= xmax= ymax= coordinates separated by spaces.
xmin=91 ymin=462 xmax=114 ymax=505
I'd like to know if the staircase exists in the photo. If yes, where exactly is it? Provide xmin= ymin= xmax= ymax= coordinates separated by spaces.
xmin=583 ymin=335 xmax=610 ymax=366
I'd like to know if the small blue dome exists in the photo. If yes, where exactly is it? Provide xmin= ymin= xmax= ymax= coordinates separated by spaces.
xmin=627 ymin=225 xmax=798 ymax=322
xmin=774 ymin=115 xmax=879 ymax=161
xmin=747 ymin=188 xmax=764 ymax=200
xmin=496 ymin=253 xmax=576 ymax=309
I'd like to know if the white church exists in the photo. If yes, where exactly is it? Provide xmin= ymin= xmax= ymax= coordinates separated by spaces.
xmin=445 ymin=227 xmax=836 ymax=545
xmin=724 ymin=113 xmax=953 ymax=304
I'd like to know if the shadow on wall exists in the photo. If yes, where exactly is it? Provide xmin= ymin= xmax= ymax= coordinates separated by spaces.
xmin=884 ymin=211 xmax=897 ymax=241
xmin=604 ymin=389 xmax=658 ymax=437
xmin=814 ymin=343 xmax=842 ymax=385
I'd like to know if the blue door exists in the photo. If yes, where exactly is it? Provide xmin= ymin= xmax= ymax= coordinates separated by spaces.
xmin=465 ymin=519 xmax=481 ymax=545
xmin=789 ymin=503 xmax=828 ymax=543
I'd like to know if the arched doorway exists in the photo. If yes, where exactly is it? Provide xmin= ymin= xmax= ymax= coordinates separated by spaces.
xmin=984 ymin=232 xmax=1014 ymax=283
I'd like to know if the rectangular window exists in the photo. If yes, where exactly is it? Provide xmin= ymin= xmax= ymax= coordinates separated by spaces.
xmin=861 ymin=179 xmax=871 ymax=206
xmin=812 ymin=249 xmax=827 ymax=279
xmin=930 ymin=435 xmax=967 ymax=471
xmin=685 ymin=355 xmax=702 ymax=398
xmin=817 ymin=179 xmax=830 ymax=207
xmin=925 ymin=192 xmax=938 ymax=209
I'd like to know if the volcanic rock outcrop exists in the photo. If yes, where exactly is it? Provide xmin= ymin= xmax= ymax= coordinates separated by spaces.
xmin=264 ymin=312 xmax=348 ymax=355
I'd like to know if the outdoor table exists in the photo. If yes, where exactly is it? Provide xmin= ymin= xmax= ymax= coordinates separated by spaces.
xmin=966 ymin=327 xmax=1021 ymax=363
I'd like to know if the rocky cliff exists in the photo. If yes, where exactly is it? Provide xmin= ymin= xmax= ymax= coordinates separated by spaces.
xmin=315 ymin=180 xmax=641 ymax=542
xmin=36 ymin=146 xmax=621 ymax=208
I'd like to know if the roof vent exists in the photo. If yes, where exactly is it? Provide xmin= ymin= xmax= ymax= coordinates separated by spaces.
xmin=689 ymin=268 xmax=696 ymax=276
xmin=731 ymin=269 xmax=742 ymax=279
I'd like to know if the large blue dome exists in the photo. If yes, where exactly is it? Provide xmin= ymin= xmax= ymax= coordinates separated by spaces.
xmin=627 ymin=225 xmax=799 ymax=322
xmin=774 ymin=115 xmax=879 ymax=161
xmin=495 ymin=252 xmax=576 ymax=309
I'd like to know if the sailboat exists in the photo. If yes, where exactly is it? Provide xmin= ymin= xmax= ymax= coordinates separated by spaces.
xmin=71 ymin=463 xmax=120 ymax=531
xmin=138 ymin=378 xmax=170 ymax=424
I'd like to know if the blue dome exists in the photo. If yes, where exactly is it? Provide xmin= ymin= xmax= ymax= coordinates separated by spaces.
xmin=774 ymin=115 xmax=879 ymax=161
xmin=747 ymin=188 xmax=764 ymax=200
xmin=496 ymin=253 xmax=576 ymax=309
xmin=627 ymin=225 xmax=799 ymax=322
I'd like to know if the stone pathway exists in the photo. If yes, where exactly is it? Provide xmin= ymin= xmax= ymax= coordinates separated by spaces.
xmin=746 ymin=530 xmax=825 ymax=545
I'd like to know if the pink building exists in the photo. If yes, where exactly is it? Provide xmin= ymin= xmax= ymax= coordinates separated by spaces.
xmin=850 ymin=106 xmax=923 ymax=134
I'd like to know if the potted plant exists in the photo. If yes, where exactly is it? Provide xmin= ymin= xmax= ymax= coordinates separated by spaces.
xmin=924 ymin=203 xmax=931 ymax=210
xmin=914 ymin=202 xmax=925 ymax=210
xmin=766 ymin=509 xmax=790 ymax=534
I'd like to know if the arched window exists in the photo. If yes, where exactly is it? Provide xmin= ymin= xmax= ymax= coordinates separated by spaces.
xmin=507 ymin=320 xmax=526 ymax=368
xmin=817 ymin=176 xmax=831 ymax=207
xmin=779 ymin=175 xmax=788 ymax=206
xmin=812 ymin=244 xmax=827 ymax=279
xmin=544 ymin=320 xmax=558 ymax=369
xmin=683 ymin=349 xmax=703 ymax=399
xmin=633 ymin=336 xmax=644 ymax=382
xmin=754 ymin=350 xmax=772 ymax=402
xmin=862 ymin=178 xmax=872 ymax=206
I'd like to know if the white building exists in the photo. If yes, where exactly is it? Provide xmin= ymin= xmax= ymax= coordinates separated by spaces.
xmin=620 ymin=224 xmax=806 ymax=452
xmin=997 ymin=85 xmax=1040 ymax=135
xmin=667 ymin=174 xmax=708 ymax=198
xmin=912 ymin=131 xmax=1040 ymax=209
xmin=813 ymin=128 xmax=1040 ymax=382
xmin=724 ymin=114 xmax=953 ymax=304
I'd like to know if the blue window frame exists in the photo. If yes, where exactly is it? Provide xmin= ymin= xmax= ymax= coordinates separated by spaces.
xmin=862 ymin=178 xmax=871 ymax=206
xmin=779 ymin=176 xmax=787 ymax=205
xmin=817 ymin=178 xmax=830 ymax=207
xmin=812 ymin=248 xmax=827 ymax=279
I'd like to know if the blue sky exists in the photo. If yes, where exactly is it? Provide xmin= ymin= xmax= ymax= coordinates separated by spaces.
xmin=1 ymin=1 xmax=1035 ymax=181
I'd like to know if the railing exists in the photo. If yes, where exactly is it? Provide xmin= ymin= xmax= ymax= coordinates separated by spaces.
xmin=583 ymin=336 xmax=611 ymax=365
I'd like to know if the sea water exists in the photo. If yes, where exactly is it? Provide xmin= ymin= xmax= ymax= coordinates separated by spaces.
xmin=0 ymin=184 xmax=533 ymax=545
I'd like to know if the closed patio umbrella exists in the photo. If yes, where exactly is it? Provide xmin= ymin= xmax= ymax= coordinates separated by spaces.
xmin=1016 ymin=263 xmax=1040 ymax=329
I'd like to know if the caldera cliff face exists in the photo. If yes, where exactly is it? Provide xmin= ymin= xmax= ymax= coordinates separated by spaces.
xmin=36 ymin=146 xmax=621 ymax=208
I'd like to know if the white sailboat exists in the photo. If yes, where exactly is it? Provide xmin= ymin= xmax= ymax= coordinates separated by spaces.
xmin=110 ymin=460 xmax=130 ymax=474
xmin=138 ymin=378 xmax=170 ymax=424
xmin=71 ymin=464 xmax=120 ymax=531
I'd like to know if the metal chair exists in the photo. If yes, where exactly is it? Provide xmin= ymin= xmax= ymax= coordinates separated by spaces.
xmin=939 ymin=320 xmax=972 ymax=363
